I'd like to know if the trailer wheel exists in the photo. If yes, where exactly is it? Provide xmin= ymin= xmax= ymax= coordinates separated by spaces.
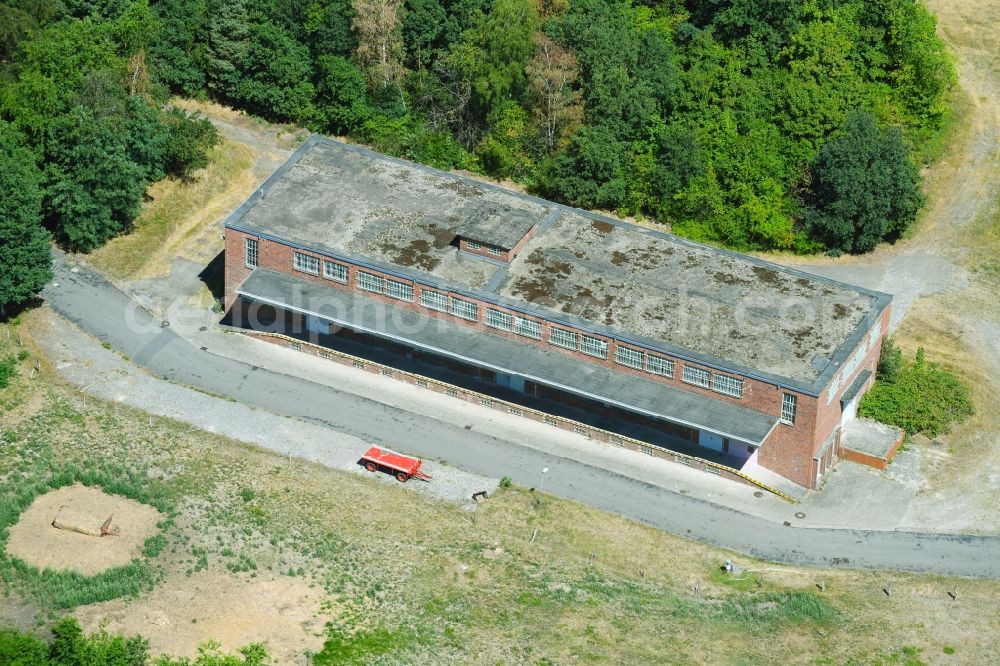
xmin=366 ymin=462 xmax=377 ymax=473
xmin=396 ymin=472 xmax=409 ymax=483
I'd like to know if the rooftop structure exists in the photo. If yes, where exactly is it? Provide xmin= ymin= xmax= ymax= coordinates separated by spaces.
xmin=459 ymin=202 xmax=538 ymax=250
xmin=229 ymin=136 xmax=890 ymax=395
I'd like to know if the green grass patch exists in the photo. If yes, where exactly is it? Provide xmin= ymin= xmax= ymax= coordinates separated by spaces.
xmin=860 ymin=338 xmax=975 ymax=437
xmin=312 ymin=626 xmax=416 ymax=666
xmin=0 ymin=355 xmax=18 ymax=388
xmin=720 ymin=590 xmax=835 ymax=629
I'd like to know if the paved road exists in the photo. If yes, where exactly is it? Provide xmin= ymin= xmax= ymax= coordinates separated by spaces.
xmin=42 ymin=255 xmax=1000 ymax=578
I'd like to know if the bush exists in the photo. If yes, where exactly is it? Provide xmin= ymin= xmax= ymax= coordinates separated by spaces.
xmin=162 ymin=109 xmax=220 ymax=181
xmin=876 ymin=336 xmax=904 ymax=384
xmin=0 ymin=355 xmax=17 ymax=388
xmin=0 ymin=628 xmax=49 ymax=665
xmin=0 ymin=618 xmax=270 ymax=665
xmin=859 ymin=346 xmax=974 ymax=437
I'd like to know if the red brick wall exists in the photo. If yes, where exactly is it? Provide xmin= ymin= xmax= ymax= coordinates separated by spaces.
xmin=508 ymin=223 xmax=537 ymax=259
xmin=839 ymin=432 xmax=904 ymax=470
xmin=756 ymin=390 xmax=819 ymax=487
xmin=756 ymin=303 xmax=890 ymax=487
xmin=224 ymin=231 xmax=256 ymax=311
xmin=459 ymin=239 xmax=509 ymax=262
xmin=458 ymin=224 xmax=537 ymax=262
xmin=225 ymin=228 xmax=887 ymax=488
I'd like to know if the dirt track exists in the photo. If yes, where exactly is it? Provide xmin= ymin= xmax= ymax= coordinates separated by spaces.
xmin=788 ymin=0 xmax=1000 ymax=531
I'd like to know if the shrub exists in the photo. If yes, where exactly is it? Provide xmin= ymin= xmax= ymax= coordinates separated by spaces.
xmin=0 ymin=618 xmax=270 ymax=665
xmin=0 ymin=355 xmax=17 ymax=388
xmin=498 ymin=476 xmax=513 ymax=489
xmin=162 ymin=109 xmax=220 ymax=181
xmin=859 ymin=347 xmax=974 ymax=437
xmin=877 ymin=336 xmax=904 ymax=384
xmin=0 ymin=628 xmax=48 ymax=665
xmin=143 ymin=533 xmax=169 ymax=558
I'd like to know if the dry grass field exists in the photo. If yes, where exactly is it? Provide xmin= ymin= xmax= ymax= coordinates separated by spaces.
xmin=2 ymin=314 xmax=999 ymax=664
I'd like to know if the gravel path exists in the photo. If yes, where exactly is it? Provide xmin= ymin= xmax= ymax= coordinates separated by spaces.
xmin=33 ymin=308 xmax=496 ymax=505
xmin=37 ymin=257 xmax=1000 ymax=577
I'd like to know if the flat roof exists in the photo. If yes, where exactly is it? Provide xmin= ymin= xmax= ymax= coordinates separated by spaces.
xmin=459 ymin=202 xmax=537 ymax=249
xmin=226 ymin=136 xmax=892 ymax=394
xmin=840 ymin=418 xmax=903 ymax=458
xmin=238 ymin=268 xmax=780 ymax=444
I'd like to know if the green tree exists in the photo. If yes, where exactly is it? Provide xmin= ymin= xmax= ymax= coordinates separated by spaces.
xmin=857 ymin=0 xmax=955 ymax=144
xmin=475 ymin=100 xmax=535 ymax=179
xmin=0 ymin=121 xmax=51 ymax=312
xmin=805 ymin=110 xmax=924 ymax=253
xmin=0 ymin=3 xmax=44 ymax=65
xmin=204 ymin=0 xmax=250 ymax=101
xmin=303 ymin=0 xmax=357 ymax=59
xmin=43 ymin=106 xmax=148 ymax=251
xmin=546 ymin=124 xmax=627 ymax=209
xmin=234 ymin=18 xmax=315 ymax=121
xmin=162 ymin=107 xmax=220 ymax=179
xmin=123 ymin=94 xmax=168 ymax=182
xmin=876 ymin=335 xmax=904 ymax=383
xmin=149 ymin=0 xmax=209 ymax=95
xmin=0 ymin=16 xmax=122 ymax=144
xmin=466 ymin=0 xmax=539 ymax=110
xmin=648 ymin=123 xmax=705 ymax=218
xmin=689 ymin=0 xmax=805 ymax=63
xmin=313 ymin=54 xmax=371 ymax=134
xmin=402 ymin=0 xmax=446 ymax=67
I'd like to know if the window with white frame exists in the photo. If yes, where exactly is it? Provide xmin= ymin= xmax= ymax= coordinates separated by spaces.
xmin=781 ymin=393 xmax=797 ymax=425
xmin=467 ymin=240 xmax=481 ymax=250
xmin=323 ymin=261 xmax=348 ymax=283
xmin=515 ymin=317 xmax=541 ymax=340
xmin=485 ymin=308 xmax=513 ymax=331
xmin=244 ymin=238 xmax=258 ymax=267
xmin=549 ymin=327 xmax=577 ymax=350
xmin=682 ymin=365 xmax=711 ymax=388
xmin=293 ymin=251 xmax=319 ymax=274
xmin=647 ymin=354 xmax=674 ymax=377
xmin=580 ymin=335 xmax=608 ymax=359
xmin=450 ymin=297 xmax=478 ymax=320
xmin=615 ymin=346 xmax=644 ymax=369
xmin=487 ymin=246 xmax=502 ymax=257
xmin=357 ymin=271 xmax=384 ymax=293
xmin=385 ymin=279 xmax=413 ymax=302
xmin=420 ymin=289 xmax=449 ymax=312
xmin=712 ymin=373 xmax=744 ymax=398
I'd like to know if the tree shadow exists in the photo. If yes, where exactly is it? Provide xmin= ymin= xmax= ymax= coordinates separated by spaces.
xmin=0 ymin=297 xmax=44 ymax=323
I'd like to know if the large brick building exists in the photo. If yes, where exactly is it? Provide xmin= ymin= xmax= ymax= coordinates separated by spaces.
xmin=223 ymin=136 xmax=891 ymax=489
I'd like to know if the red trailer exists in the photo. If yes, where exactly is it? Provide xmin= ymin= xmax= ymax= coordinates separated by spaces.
xmin=360 ymin=446 xmax=432 ymax=483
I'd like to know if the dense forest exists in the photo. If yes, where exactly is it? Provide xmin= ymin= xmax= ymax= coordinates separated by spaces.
xmin=0 ymin=0 xmax=954 ymax=311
